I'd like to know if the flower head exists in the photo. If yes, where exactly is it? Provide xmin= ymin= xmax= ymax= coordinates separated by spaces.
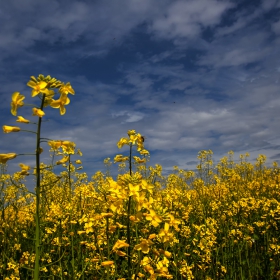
xmin=27 ymin=80 xmax=48 ymax=97
xmin=134 ymin=239 xmax=154 ymax=254
xmin=32 ymin=108 xmax=45 ymax=118
xmin=59 ymin=82 xmax=75 ymax=95
xmin=56 ymin=155 xmax=69 ymax=165
xmin=48 ymin=140 xmax=62 ymax=151
xmin=61 ymin=141 xmax=76 ymax=154
xmin=11 ymin=92 xmax=25 ymax=116
xmin=101 ymin=261 xmax=114 ymax=267
xmin=50 ymin=93 xmax=70 ymax=115
xmin=19 ymin=163 xmax=30 ymax=171
xmin=16 ymin=116 xmax=30 ymax=124
xmin=0 ymin=153 xmax=17 ymax=164
xmin=117 ymin=137 xmax=130 ymax=149
xmin=3 ymin=125 xmax=20 ymax=133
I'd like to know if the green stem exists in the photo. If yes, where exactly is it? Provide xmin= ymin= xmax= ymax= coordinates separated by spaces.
xmin=127 ymin=143 xmax=132 ymax=279
xmin=34 ymin=94 xmax=45 ymax=280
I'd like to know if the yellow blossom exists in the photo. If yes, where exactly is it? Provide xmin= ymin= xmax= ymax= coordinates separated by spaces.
xmin=140 ymin=149 xmax=150 ymax=155
xmin=0 ymin=153 xmax=17 ymax=164
xmin=127 ymin=130 xmax=136 ymax=136
xmin=48 ymin=140 xmax=62 ymax=151
xmin=134 ymin=239 xmax=154 ymax=254
xmin=11 ymin=92 xmax=25 ymax=116
xmin=101 ymin=261 xmax=114 ymax=267
xmin=3 ymin=125 xmax=21 ymax=133
xmin=59 ymin=82 xmax=75 ymax=95
xmin=145 ymin=209 xmax=162 ymax=227
xmin=112 ymin=240 xmax=130 ymax=251
xmin=19 ymin=163 xmax=30 ymax=171
xmin=117 ymin=137 xmax=130 ymax=149
xmin=61 ymin=141 xmax=76 ymax=154
xmin=50 ymin=93 xmax=70 ymax=115
xmin=16 ymin=116 xmax=30 ymax=123
xmin=114 ymin=154 xmax=129 ymax=163
xmin=32 ymin=108 xmax=45 ymax=117
xmin=56 ymin=156 xmax=69 ymax=165
xmin=129 ymin=183 xmax=140 ymax=197
xmin=27 ymin=80 xmax=48 ymax=97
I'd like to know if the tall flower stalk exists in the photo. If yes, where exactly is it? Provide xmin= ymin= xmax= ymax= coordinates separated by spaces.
xmin=2 ymin=74 xmax=75 ymax=279
xmin=115 ymin=130 xmax=147 ymax=278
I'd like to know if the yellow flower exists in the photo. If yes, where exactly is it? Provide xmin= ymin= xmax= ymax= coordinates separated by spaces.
xmin=115 ymin=250 xmax=127 ymax=257
xmin=61 ymin=141 xmax=76 ymax=154
xmin=133 ymin=156 xmax=146 ymax=164
xmin=129 ymin=183 xmax=140 ymax=197
xmin=48 ymin=140 xmax=61 ymax=151
xmin=140 ymin=149 xmax=150 ymax=155
xmin=19 ymin=163 xmax=30 ymax=171
xmin=56 ymin=156 xmax=69 ymax=165
xmin=19 ymin=170 xmax=30 ymax=176
xmin=112 ymin=239 xmax=130 ymax=251
xmin=11 ymin=92 xmax=25 ymax=116
xmin=101 ymin=261 xmax=114 ymax=267
xmin=145 ymin=209 xmax=162 ymax=227
xmin=0 ymin=153 xmax=17 ymax=164
xmin=158 ymin=223 xmax=174 ymax=243
xmin=75 ymin=160 xmax=82 ymax=164
xmin=59 ymin=82 xmax=75 ymax=95
xmin=77 ymin=149 xmax=83 ymax=156
xmin=117 ymin=137 xmax=129 ymax=149
xmin=32 ymin=108 xmax=45 ymax=117
xmin=2 ymin=125 xmax=21 ymax=133
xmin=127 ymin=130 xmax=136 ymax=136
xmin=129 ymin=134 xmax=138 ymax=145
xmin=134 ymin=239 xmax=154 ymax=254
xmin=16 ymin=116 xmax=30 ymax=123
xmin=27 ymin=80 xmax=48 ymax=97
xmin=50 ymin=93 xmax=70 ymax=115
xmin=114 ymin=154 xmax=129 ymax=163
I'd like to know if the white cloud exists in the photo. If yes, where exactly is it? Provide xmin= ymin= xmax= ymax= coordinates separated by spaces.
xmin=150 ymin=0 xmax=234 ymax=39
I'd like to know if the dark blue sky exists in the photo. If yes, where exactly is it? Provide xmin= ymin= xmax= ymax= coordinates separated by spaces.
xmin=1 ymin=0 xmax=280 ymax=178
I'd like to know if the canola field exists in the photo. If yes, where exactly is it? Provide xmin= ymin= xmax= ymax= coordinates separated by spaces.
xmin=1 ymin=75 xmax=280 ymax=279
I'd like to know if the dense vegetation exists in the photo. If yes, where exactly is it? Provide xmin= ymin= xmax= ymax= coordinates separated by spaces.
xmin=1 ymin=75 xmax=280 ymax=279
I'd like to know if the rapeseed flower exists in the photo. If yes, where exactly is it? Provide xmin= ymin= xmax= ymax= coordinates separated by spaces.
xmin=112 ymin=240 xmax=129 ymax=251
xmin=101 ymin=261 xmax=114 ymax=267
xmin=145 ymin=209 xmax=162 ymax=227
xmin=134 ymin=239 xmax=154 ymax=254
xmin=11 ymin=92 xmax=25 ymax=116
xmin=50 ymin=94 xmax=70 ymax=115
xmin=3 ymin=125 xmax=20 ymax=133
xmin=56 ymin=156 xmax=69 ymax=165
xmin=27 ymin=80 xmax=48 ymax=97
xmin=59 ymin=82 xmax=75 ymax=95
xmin=0 ymin=153 xmax=17 ymax=163
xmin=61 ymin=141 xmax=76 ymax=154
xmin=32 ymin=108 xmax=45 ymax=118
xmin=16 ymin=116 xmax=30 ymax=123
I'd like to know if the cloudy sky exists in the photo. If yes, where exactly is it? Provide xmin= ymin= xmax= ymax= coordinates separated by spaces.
xmin=1 ymin=0 xmax=280 ymax=180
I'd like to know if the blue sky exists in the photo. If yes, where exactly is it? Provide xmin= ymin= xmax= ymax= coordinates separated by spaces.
xmin=1 ymin=0 xmax=280 ymax=179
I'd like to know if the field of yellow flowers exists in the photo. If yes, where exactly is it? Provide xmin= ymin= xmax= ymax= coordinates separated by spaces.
xmin=1 ymin=75 xmax=280 ymax=279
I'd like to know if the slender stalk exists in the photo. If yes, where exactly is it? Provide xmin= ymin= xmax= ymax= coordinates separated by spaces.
xmin=127 ymin=143 xmax=132 ymax=278
xmin=34 ymin=94 xmax=46 ymax=280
